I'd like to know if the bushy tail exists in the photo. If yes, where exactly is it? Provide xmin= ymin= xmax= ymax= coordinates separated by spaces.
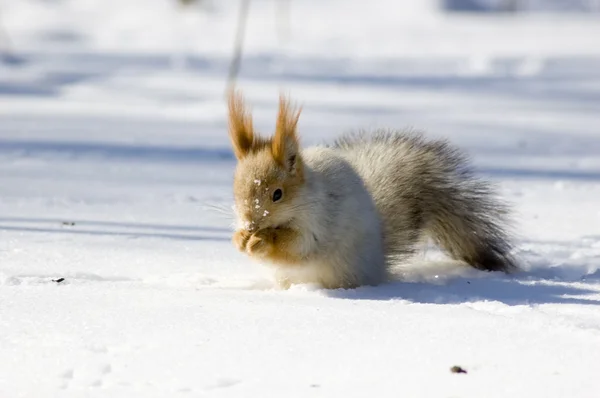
xmin=425 ymin=175 xmax=517 ymax=272
xmin=334 ymin=130 xmax=517 ymax=273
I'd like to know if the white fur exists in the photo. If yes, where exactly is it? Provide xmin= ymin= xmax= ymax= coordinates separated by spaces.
xmin=270 ymin=147 xmax=387 ymax=289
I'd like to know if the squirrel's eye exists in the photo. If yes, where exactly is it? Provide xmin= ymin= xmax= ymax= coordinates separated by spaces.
xmin=272 ymin=189 xmax=283 ymax=202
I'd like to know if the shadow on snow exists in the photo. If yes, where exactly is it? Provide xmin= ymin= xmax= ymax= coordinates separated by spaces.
xmin=0 ymin=217 xmax=231 ymax=242
xmin=327 ymin=274 xmax=599 ymax=306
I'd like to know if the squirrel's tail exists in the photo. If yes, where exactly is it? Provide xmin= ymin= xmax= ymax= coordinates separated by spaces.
xmin=334 ymin=130 xmax=517 ymax=273
xmin=423 ymin=170 xmax=517 ymax=272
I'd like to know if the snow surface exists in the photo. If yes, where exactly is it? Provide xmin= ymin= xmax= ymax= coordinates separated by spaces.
xmin=1 ymin=0 xmax=600 ymax=397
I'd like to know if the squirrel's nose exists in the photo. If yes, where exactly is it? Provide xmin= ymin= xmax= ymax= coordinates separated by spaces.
xmin=245 ymin=220 xmax=258 ymax=233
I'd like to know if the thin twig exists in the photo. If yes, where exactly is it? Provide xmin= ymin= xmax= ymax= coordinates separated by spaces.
xmin=226 ymin=0 xmax=251 ymax=94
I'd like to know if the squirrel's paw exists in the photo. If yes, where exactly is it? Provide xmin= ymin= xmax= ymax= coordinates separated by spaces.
xmin=232 ymin=229 xmax=252 ymax=252
xmin=247 ymin=228 xmax=276 ymax=257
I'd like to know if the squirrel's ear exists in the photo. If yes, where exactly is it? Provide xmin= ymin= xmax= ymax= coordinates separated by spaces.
xmin=228 ymin=90 xmax=255 ymax=160
xmin=272 ymin=94 xmax=302 ymax=174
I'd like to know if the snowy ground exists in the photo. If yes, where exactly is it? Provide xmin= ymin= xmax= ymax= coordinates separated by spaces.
xmin=1 ymin=1 xmax=600 ymax=397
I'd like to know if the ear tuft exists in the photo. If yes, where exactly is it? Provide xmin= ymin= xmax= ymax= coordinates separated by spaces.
xmin=272 ymin=94 xmax=302 ymax=172
xmin=228 ymin=90 xmax=255 ymax=160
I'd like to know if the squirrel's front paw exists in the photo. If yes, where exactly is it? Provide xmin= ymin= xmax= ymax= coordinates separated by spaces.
xmin=232 ymin=229 xmax=252 ymax=252
xmin=247 ymin=228 xmax=276 ymax=257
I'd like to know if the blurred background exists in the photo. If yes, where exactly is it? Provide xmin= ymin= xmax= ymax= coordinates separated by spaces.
xmin=1 ymin=0 xmax=599 ymax=197
xmin=1 ymin=0 xmax=599 ymax=125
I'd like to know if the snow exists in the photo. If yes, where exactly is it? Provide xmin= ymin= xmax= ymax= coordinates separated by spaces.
xmin=1 ymin=0 xmax=600 ymax=397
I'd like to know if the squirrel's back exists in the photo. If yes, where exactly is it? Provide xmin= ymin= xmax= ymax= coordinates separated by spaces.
xmin=333 ymin=130 xmax=516 ymax=272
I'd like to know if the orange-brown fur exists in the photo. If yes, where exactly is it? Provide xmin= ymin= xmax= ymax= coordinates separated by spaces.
xmin=272 ymin=95 xmax=302 ymax=170
xmin=228 ymin=91 xmax=306 ymax=266
xmin=228 ymin=92 xmax=271 ymax=158
xmin=234 ymin=227 xmax=304 ymax=265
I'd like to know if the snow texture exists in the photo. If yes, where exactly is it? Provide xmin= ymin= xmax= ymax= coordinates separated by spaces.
xmin=1 ymin=0 xmax=600 ymax=397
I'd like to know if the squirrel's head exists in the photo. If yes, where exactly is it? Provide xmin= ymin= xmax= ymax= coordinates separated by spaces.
xmin=228 ymin=91 xmax=304 ymax=233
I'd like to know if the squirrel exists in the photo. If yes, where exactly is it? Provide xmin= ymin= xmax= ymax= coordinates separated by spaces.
xmin=227 ymin=91 xmax=516 ymax=289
